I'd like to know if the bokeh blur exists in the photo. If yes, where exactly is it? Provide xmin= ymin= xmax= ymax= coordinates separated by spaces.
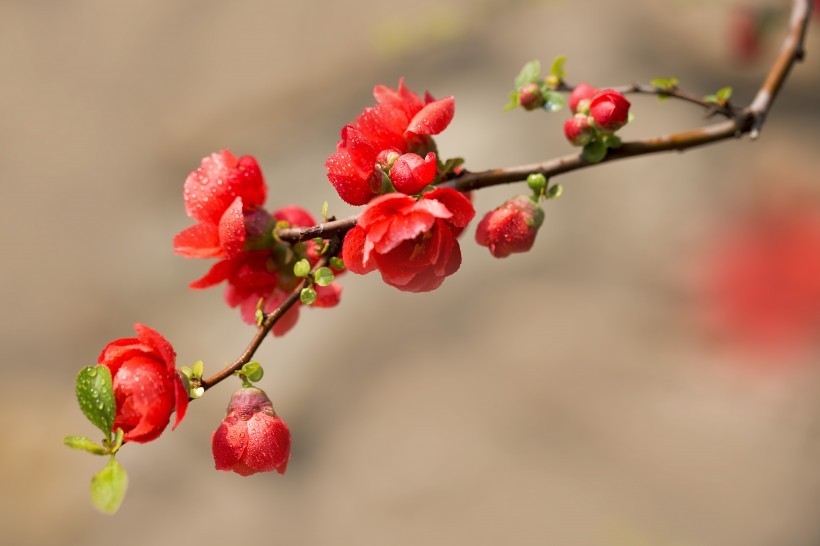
xmin=2 ymin=0 xmax=819 ymax=544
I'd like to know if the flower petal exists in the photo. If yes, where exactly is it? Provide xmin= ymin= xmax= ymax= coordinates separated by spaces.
xmin=405 ymin=97 xmax=455 ymax=136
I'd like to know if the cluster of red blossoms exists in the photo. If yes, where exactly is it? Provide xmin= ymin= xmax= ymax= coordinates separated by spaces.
xmin=174 ymin=150 xmax=341 ymax=335
xmin=325 ymin=79 xmax=477 ymax=291
xmin=563 ymin=84 xmax=631 ymax=147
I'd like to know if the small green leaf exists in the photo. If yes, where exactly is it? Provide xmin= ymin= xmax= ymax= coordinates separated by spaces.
xmin=716 ymin=86 xmax=733 ymax=102
xmin=90 ymin=458 xmax=128 ymax=515
xmin=329 ymin=257 xmax=346 ymax=271
xmin=314 ymin=267 xmax=335 ymax=287
xmin=241 ymin=362 xmax=264 ymax=383
xmin=650 ymin=76 xmax=679 ymax=90
xmin=191 ymin=361 xmax=204 ymax=379
xmin=75 ymin=366 xmax=116 ymax=439
xmin=293 ymin=259 xmax=311 ymax=278
xmin=547 ymin=184 xmax=564 ymax=200
xmin=321 ymin=201 xmax=329 ymax=220
xmin=602 ymin=134 xmax=622 ymax=149
xmin=64 ymin=435 xmax=108 ymax=456
xmin=180 ymin=366 xmax=193 ymax=379
xmin=514 ymin=60 xmax=540 ymax=89
xmin=255 ymin=308 xmax=265 ymax=326
xmin=546 ymin=55 xmax=566 ymax=87
xmin=439 ymin=157 xmax=465 ymax=177
xmin=300 ymin=287 xmax=317 ymax=306
xmin=504 ymin=90 xmax=519 ymax=111
xmin=541 ymin=89 xmax=565 ymax=112
xmin=582 ymin=141 xmax=607 ymax=164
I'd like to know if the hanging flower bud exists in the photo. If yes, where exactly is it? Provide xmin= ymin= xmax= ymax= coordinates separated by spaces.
xmin=563 ymin=114 xmax=594 ymax=146
xmin=476 ymin=195 xmax=544 ymax=258
xmin=211 ymin=387 xmax=291 ymax=476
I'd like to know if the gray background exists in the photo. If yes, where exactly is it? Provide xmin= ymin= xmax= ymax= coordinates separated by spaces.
xmin=2 ymin=1 xmax=820 ymax=545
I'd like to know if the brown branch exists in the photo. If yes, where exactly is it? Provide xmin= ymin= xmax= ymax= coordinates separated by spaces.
xmin=198 ymin=257 xmax=328 ymax=391
xmin=203 ymin=0 xmax=811 ymax=393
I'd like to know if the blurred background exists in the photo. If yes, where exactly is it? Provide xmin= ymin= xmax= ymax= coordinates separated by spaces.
xmin=2 ymin=0 xmax=819 ymax=544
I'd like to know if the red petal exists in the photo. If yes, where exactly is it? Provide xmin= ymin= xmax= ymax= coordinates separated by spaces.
xmin=173 ymin=223 xmax=222 ymax=258
xmin=218 ymin=197 xmax=246 ymax=259
xmin=313 ymin=283 xmax=342 ymax=308
xmin=342 ymin=226 xmax=376 ymax=274
xmin=212 ymin=417 xmax=247 ymax=471
xmin=391 ymin=152 xmax=437 ymax=195
xmin=244 ymin=415 xmax=291 ymax=474
xmin=113 ymin=358 xmax=174 ymax=443
xmin=189 ymin=259 xmax=235 ymax=289
xmin=406 ymin=97 xmax=455 ymax=136
xmin=134 ymin=323 xmax=176 ymax=371
xmin=423 ymin=188 xmax=475 ymax=229
xmin=274 ymin=205 xmax=316 ymax=228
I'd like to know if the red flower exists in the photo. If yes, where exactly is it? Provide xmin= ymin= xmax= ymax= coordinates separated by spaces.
xmin=476 ymin=195 xmax=544 ymax=258
xmin=325 ymin=79 xmax=455 ymax=205
xmin=342 ymin=188 xmax=475 ymax=292
xmin=174 ymin=150 xmax=270 ymax=259
xmin=98 ymin=324 xmax=188 ymax=444
xmin=588 ymin=90 xmax=630 ymax=133
xmin=569 ymin=82 xmax=599 ymax=114
xmin=212 ymin=387 xmax=290 ymax=476
xmin=563 ymin=114 xmax=593 ymax=147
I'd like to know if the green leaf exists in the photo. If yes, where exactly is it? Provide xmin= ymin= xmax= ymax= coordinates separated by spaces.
xmin=504 ymin=90 xmax=519 ymax=111
xmin=64 ymin=435 xmax=108 ymax=456
xmin=191 ymin=361 xmax=204 ymax=379
xmin=300 ymin=287 xmax=317 ymax=306
xmin=514 ymin=60 xmax=540 ymax=89
xmin=90 ymin=458 xmax=128 ymax=515
xmin=650 ymin=76 xmax=679 ymax=90
xmin=546 ymin=55 xmax=567 ymax=87
xmin=716 ymin=86 xmax=733 ymax=102
xmin=241 ymin=362 xmax=264 ymax=383
xmin=293 ymin=259 xmax=311 ymax=278
xmin=541 ymin=89 xmax=565 ymax=112
xmin=75 ymin=366 xmax=115 ymax=439
xmin=547 ymin=184 xmax=564 ymax=200
xmin=582 ymin=141 xmax=607 ymax=164
xmin=439 ymin=157 xmax=465 ymax=177
xmin=314 ymin=267 xmax=335 ymax=287
xmin=180 ymin=366 xmax=193 ymax=379
xmin=329 ymin=256 xmax=346 ymax=271
xmin=321 ymin=201 xmax=329 ymax=220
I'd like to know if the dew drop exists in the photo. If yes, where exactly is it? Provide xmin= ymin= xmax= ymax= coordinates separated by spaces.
xmin=87 ymin=368 xmax=97 ymax=377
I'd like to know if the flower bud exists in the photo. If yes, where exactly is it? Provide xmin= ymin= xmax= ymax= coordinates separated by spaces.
xmin=588 ymin=90 xmax=631 ymax=133
xmin=475 ymin=195 xmax=544 ymax=258
xmin=390 ymin=152 xmax=438 ymax=195
xmin=211 ymin=387 xmax=291 ymax=476
xmin=518 ymin=83 xmax=545 ymax=111
xmin=569 ymin=82 xmax=599 ymax=114
xmin=563 ymin=114 xmax=594 ymax=147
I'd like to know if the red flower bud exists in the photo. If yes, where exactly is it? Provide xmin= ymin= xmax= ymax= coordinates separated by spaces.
xmin=390 ymin=152 xmax=438 ymax=195
xmin=211 ymin=387 xmax=291 ymax=476
xmin=98 ymin=324 xmax=189 ymax=444
xmin=563 ymin=114 xmax=593 ymax=146
xmin=518 ymin=83 xmax=545 ymax=111
xmin=569 ymin=82 xmax=599 ymax=114
xmin=588 ymin=90 xmax=630 ymax=133
xmin=476 ymin=195 xmax=544 ymax=258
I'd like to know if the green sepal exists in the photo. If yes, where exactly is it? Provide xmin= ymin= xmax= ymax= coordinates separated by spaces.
xmin=90 ymin=457 xmax=128 ymax=515
xmin=300 ymin=287 xmax=317 ymax=305
xmin=192 ymin=361 xmax=204 ymax=379
xmin=582 ymin=141 xmax=607 ymax=164
xmin=108 ymin=428 xmax=124 ymax=455
xmin=504 ymin=90 xmax=519 ymax=111
xmin=545 ymin=55 xmax=566 ymax=88
xmin=540 ymin=89 xmax=565 ymax=112
xmin=314 ymin=267 xmax=335 ymax=287
xmin=329 ymin=257 xmax=346 ymax=271
xmin=241 ymin=361 xmax=264 ymax=383
xmin=514 ymin=60 xmax=541 ymax=89
xmin=75 ymin=365 xmax=116 ymax=440
xmin=64 ymin=435 xmax=108 ymax=456
xmin=293 ymin=259 xmax=311 ymax=278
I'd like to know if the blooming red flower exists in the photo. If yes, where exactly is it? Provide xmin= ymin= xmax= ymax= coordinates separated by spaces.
xmin=325 ymin=79 xmax=455 ymax=205
xmin=98 ymin=324 xmax=188 ymax=444
xmin=174 ymin=149 xmax=270 ymax=259
xmin=588 ymin=90 xmax=630 ymax=133
xmin=342 ymin=188 xmax=475 ymax=292
xmin=212 ymin=387 xmax=290 ymax=476
xmin=476 ymin=195 xmax=544 ymax=258
xmin=569 ymin=82 xmax=599 ymax=114
xmin=563 ymin=114 xmax=593 ymax=147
